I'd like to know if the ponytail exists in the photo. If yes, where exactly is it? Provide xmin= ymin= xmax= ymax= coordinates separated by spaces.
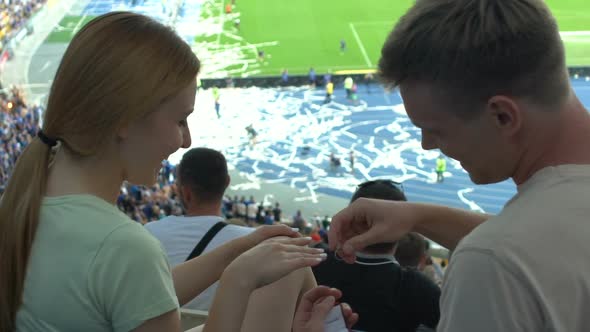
xmin=0 ymin=138 xmax=52 ymax=331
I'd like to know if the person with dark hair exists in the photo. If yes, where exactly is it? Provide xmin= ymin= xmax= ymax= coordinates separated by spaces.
xmin=328 ymin=0 xmax=590 ymax=330
xmin=308 ymin=67 xmax=316 ymax=86
xmin=395 ymin=232 xmax=427 ymax=269
xmin=273 ymin=202 xmax=282 ymax=222
xmin=313 ymin=179 xmax=440 ymax=332
xmin=146 ymin=148 xmax=318 ymax=330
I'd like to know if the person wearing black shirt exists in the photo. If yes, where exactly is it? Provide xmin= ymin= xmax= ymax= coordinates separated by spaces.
xmin=312 ymin=180 xmax=440 ymax=332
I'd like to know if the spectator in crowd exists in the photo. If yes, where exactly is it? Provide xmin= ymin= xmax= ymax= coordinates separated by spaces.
xmin=116 ymin=182 xmax=183 ymax=224
xmin=435 ymin=154 xmax=446 ymax=183
xmin=328 ymin=0 xmax=590 ymax=331
xmin=246 ymin=195 xmax=258 ymax=223
xmin=308 ymin=67 xmax=316 ymax=86
xmin=364 ymin=72 xmax=374 ymax=93
xmin=212 ymin=86 xmax=220 ymax=118
xmin=424 ymin=240 xmax=445 ymax=285
xmin=263 ymin=207 xmax=274 ymax=225
xmin=0 ymin=12 xmax=324 ymax=332
xmin=222 ymin=194 xmax=233 ymax=218
xmin=395 ymin=232 xmax=427 ymax=269
xmin=324 ymin=80 xmax=334 ymax=104
xmin=322 ymin=215 xmax=330 ymax=230
xmin=293 ymin=209 xmax=307 ymax=230
xmin=344 ymin=76 xmax=354 ymax=99
xmin=323 ymin=70 xmax=332 ymax=85
xmin=0 ymin=0 xmax=46 ymax=51
xmin=281 ymin=69 xmax=289 ymax=86
xmin=313 ymin=180 xmax=440 ymax=332
xmin=273 ymin=202 xmax=282 ymax=222
xmin=0 ymin=87 xmax=42 ymax=194
xmin=146 ymin=148 xmax=318 ymax=331
xmin=236 ymin=195 xmax=247 ymax=219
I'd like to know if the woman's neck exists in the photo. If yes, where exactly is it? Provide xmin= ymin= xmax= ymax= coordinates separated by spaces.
xmin=45 ymin=147 xmax=122 ymax=204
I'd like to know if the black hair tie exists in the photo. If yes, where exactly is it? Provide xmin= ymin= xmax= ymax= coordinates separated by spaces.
xmin=38 ymin=130 xmax=58 ymax=147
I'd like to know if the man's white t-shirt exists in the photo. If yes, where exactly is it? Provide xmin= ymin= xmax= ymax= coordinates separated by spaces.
xmin=439 ymin=165 xmax=590 ymax=331
xmin=247 ymin=203 xmax=258 ymax=219
xmin=145 ymin=215 xmax=253 ymax=310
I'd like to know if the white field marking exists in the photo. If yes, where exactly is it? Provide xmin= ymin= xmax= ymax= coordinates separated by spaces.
xmin=349 ymin=23 xmax=373 ymax=67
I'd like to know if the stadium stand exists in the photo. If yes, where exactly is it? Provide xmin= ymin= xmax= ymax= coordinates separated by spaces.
xmin=0 ymin=86 xmax=42 ymax=195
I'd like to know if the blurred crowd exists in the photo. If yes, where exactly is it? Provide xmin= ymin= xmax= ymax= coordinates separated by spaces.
xmin=0 ymin=85 xmax=42 ymax=194
xmin=0 ymin=0 xmax=46 ymax=50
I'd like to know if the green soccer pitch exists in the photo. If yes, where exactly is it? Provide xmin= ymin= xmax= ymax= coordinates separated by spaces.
xmin=43 ymin=0 xmax=590 ymax=77
xmin=221 ymin=0 xmax=590 ymax=76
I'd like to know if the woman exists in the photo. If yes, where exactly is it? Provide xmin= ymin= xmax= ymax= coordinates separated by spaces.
xmin=0 ymin=12 xmax=325 ymax=331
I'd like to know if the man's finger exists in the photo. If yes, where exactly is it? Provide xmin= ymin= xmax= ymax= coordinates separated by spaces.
xmin=328 ymin=207 xmax=350 ymax=251
xmin=342 ymin=230 xmax=380 ymax=256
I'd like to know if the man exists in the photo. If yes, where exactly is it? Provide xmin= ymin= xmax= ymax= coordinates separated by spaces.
xmin=344 ymin=76 xmax=354 ymax=99
xmin=313 ymin=180 xmax=440 ymax=332
xmin=146 ymin=148 xmax=316 ymax=331
xmin=394 ymin=232 xmax=427 ymax=269
xmin=281 ymin=69 xmax=289 ymax=86
xmin=340 ymin=39 xmax=347 ymax=52
xmin=435 ymin=155 xmax=446 ymax=183
xmin=324 ymin=80 xmax=334 ymax=104
xmin=328 ymin=1 xmax=590 ymax=331
xmin=212 ymin=86 xmax=220 ymax=118
xmin=272 ymin=202 xmax=282 ymax=222
xmin=308 ymin=67 xmax=316 ymax=87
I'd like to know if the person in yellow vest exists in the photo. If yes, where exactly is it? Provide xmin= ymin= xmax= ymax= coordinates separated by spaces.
xmin=436 ymin=154 xmax=447 ymax=183
xmin=344 ymin=76 xmax=354 ymax=99
xmin=324 ymin=81 xmax=334 ymax=104
xmin=324 ymin=80 xmax=334 ymax=104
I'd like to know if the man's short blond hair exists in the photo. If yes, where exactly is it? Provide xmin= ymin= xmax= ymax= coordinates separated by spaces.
xmin=379 ymin=0 xmax=570 ymax=113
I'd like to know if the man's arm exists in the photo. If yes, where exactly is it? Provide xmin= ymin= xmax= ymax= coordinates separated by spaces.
xmin=411 ymin=204 xmax=489 ymax=250
xmin=330 ymin=199 xmax=490 ymax=261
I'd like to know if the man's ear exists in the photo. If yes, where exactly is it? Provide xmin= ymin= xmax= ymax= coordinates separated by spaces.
xmin=486 ymin=95 xmax=523 ymax=137
xmin=180 ymin=184 xmax=192 ymax=206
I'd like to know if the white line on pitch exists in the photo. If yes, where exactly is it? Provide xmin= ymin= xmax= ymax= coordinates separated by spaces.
xmin=349 ymin=23 xmax=372 ymax=67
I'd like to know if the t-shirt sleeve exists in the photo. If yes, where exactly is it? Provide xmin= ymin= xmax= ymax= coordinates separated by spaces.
xmin=437 ymin=248 xmax=541 ymax=332
xmin=88 ymin=223 xmax=179 ymax=332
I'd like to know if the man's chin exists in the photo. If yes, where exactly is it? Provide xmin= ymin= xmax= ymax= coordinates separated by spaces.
xmin=468 ymin=172 xmax=508 ymax=185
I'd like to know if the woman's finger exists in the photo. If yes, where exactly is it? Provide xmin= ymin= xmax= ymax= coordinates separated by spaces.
xmin=276 ymin=242 xmax=325 ymax=254
xmin=257 ymin=224 xmax=300 ymax=239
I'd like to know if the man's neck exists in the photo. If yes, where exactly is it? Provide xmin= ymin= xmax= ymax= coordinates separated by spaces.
xmin=512 ymin=95 xmax=590 ymax=185
xmin=184 ymin=203 xmax=222 ymax=217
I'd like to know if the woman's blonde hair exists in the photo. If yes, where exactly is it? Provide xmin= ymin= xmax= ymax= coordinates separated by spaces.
xmin=0 ymin=12 xmax=200 ymax=330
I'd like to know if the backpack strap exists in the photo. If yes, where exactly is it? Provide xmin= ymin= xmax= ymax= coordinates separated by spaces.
xmin=185 ymin=221 xmax=228 ymax=261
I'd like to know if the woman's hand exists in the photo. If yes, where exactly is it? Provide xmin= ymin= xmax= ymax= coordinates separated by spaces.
xmin=293 ymin=286 xmax=359 ymax=332
xmin=223 ymin=236 xmax=326 ymax=290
